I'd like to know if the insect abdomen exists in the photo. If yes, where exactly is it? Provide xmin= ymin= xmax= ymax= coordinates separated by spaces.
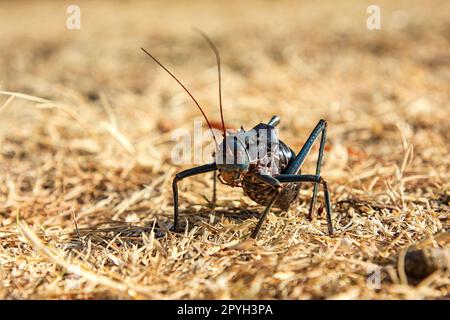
xmin=242 ymin=138 xmax=301 ymax=210
xmin=242 ymin=176 xmax=301 ymax=210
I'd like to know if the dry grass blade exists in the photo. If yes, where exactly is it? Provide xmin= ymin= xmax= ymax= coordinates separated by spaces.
xmin=0 ymin=90 xmax=56 ymax=106
xmin=18 ymin=219 xmax=152 ymax=299
xmin=0 ymin=95 xmax=15 ymax=113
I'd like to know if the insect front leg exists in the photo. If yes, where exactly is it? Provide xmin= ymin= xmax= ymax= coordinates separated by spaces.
xmin=275 ymin=174 xmax=334 ymax=235
xmin=172 ymin=163 xmax=217 ymax=232
xmin=250 ymin=174 xmax=282 ymax=239
xmin=284 ymin=119 xmax=327 ymax=220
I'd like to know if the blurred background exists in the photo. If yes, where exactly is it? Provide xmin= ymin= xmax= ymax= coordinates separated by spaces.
xmin=1 ymin=1 xmax=448 ymax=167
xmin=0 ymin=0 xmax=448 ymax=299
xmin=1 ymin=0 xmax=449 ymax=156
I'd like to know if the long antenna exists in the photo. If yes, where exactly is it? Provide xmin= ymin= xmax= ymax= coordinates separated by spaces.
xmin=194 ymin=30 xmax=227 ymax=137
xmin=141 ymin=47 xmax=219 ymax=148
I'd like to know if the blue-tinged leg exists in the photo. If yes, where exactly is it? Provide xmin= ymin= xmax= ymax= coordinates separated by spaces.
xmin=284 ymin=120 xmax=328 ymax=220
xmin=250 ymin=173 xmax=282 ymax=239
xmin=172 ymin=163 xmax=217 ymax=232
xmin=250 ymin=192 xmax=281 ymax=239
xmin=275 ymin=174 xmax=334 ymax=235
xmin=309 ymin=121 xmax=327 ymax=220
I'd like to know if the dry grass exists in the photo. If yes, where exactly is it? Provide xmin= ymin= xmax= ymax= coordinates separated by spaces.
xmin=0 ymin=0 xmax=449 ymax=299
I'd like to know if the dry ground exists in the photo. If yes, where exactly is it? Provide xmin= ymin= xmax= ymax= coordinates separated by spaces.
xmin=0 ymin=0 xmax=449 ymax=299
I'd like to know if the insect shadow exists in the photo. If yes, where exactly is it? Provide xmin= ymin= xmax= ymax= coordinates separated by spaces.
xmin=152 ymin=203 xmax=265 ymax=238
xmin=153 ymin=193 xmax=326 ymax=238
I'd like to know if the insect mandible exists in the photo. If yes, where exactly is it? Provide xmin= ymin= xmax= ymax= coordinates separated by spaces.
xmin=141 ymin=32 xmax=334 ymax=239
